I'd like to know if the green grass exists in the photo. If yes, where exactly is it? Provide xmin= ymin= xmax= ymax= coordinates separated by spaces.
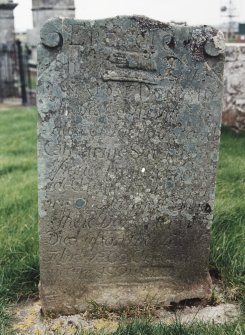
xmin=210 ymin=128 xmax=245 ymax=302
xmin=1 ymin=320 xmax=244 ymax=335
xmin=68 ymin=320 xmax=245 ymax=335
xmin=0 ymin=108 xmax=244 ymax=334
xmin=0 ymin=107 xmax=39 ymax=327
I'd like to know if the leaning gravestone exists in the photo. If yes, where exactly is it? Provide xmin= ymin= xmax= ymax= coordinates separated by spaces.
xmin=37 ymin=16 xmax=225 ymax=315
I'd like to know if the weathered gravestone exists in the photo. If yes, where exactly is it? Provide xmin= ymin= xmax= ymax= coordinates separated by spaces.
xmin=37 ymin=16 xmax=225 ymax=315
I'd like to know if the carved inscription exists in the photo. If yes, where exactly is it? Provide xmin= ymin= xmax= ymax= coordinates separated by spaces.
xmin=38 ymin=16 xmax=224 ymax=314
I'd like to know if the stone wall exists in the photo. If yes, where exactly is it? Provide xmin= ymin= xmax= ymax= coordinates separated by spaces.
xmin=223 ymin=44 xmax=245 ymax=131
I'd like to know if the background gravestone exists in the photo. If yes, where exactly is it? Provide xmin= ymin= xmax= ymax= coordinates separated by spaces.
xmin=27 ymin=0 xmax=75 ymax=61
xmin=223 ymin=44 xmax=245 ymax=131
xmin=37 ymin=16 xmax=225 ymax=315
xmin=0 ymin=0 xmax=18 ymax=98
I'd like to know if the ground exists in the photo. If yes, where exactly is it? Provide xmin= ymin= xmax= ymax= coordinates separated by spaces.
xmin=12 ymin=300 xmax=241 ymax=334
xmin=0 ymin=106 xmax=244 ymax=334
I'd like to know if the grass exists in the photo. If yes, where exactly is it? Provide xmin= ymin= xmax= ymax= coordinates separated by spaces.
xmin=60 ymin=321 xmax=245 ymax=335
xmin=0 ymin=107 xmax=244 ymax=334
xmin=95 ymin=321 xmax=244 ymax=335
xmin=0 ymin=107 xmax=39 ymax=328
xmin=210 ymin=128 xmax=245 ymax=302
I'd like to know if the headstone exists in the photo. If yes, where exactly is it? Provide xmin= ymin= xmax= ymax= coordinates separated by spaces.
xmin=223 ymin=43 xmax=245 ymax=131
xmin=37 ymin=16 xmax=225 ymax=316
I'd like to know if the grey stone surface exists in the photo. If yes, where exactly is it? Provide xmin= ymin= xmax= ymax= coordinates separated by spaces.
xmin=37 ymin=16 xmax=225 ymax=315
xmin=223 ymin=43 xmax=245 ymax=131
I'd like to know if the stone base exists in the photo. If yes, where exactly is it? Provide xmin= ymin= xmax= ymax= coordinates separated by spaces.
xmin=40 ymin=276 xmax=212 ymax=316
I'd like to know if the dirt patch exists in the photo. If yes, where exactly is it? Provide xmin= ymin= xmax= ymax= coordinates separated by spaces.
xmin=0 ymin=98 xmax=22 ymax=111
xmin=12 ymin=300 xmax=241 ymax=335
